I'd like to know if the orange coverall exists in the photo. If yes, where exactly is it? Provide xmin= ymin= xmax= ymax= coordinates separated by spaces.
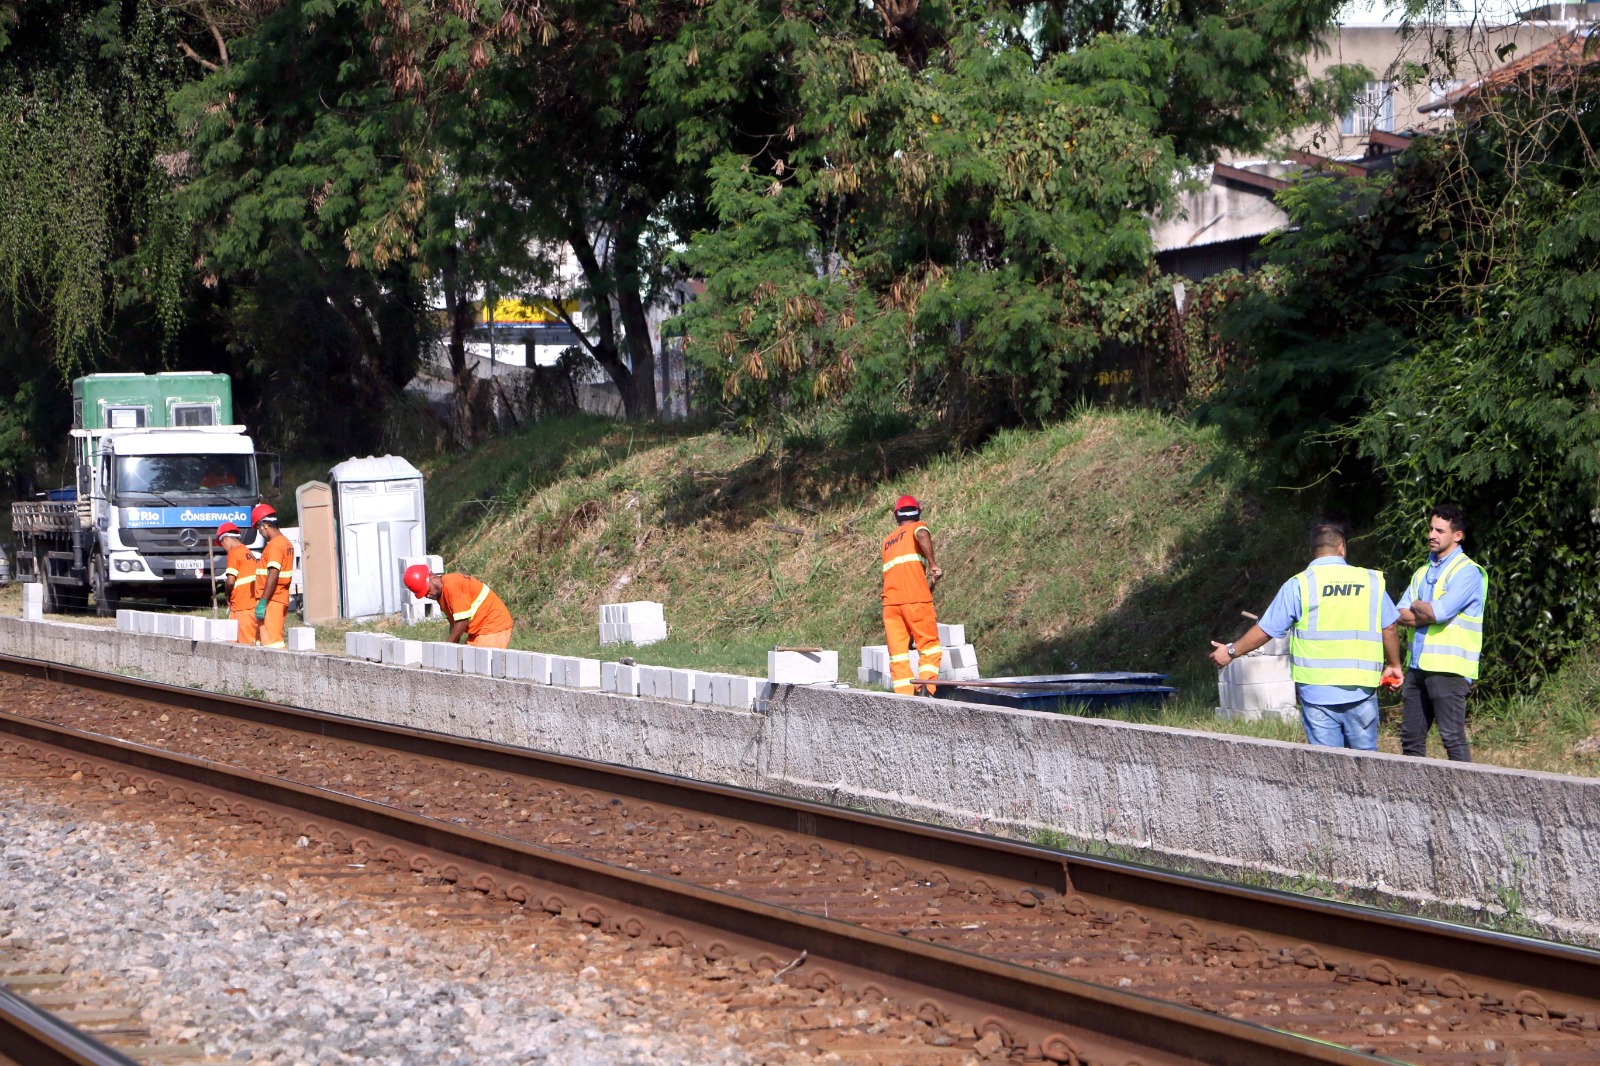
xmin=881 ymin=521 xmax=941 ymax=695
xmin=223 ymin=542 xmax=259 ymax=645
xmin=439 ymin=573 xmax=514 ymax=647
xmin=255 ymin=533 xmax=294 ymax=649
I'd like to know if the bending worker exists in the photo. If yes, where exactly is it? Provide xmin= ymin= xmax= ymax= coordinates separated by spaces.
xmin=251 ymin=503 xmax=294 ymax=649
xmin=881 ymin=494 xmax=943 ymax=696
xmin=215 ymin=521 xmax=258 ymax=645
xmin=1210 ymin=521 xmax=1402 ymax=750
xmin=403 ymin=565 xmax=514 ymax=648
xmin=1396 ymin=504 xmax=1486 ymax=762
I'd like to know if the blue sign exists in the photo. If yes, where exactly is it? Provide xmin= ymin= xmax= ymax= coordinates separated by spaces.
xmin=122 ymin=505 xmax=252 ymax=529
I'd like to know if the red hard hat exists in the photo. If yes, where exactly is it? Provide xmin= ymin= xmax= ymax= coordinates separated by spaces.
xmin=403 ymin=564 xmax=432 ymax=598
xmin=216 ymin=521 xmax=241 ymax=539
xmin=893 ymin=495 xmax=920 ymax=513
xmin=250 ymin=503 xmax=277 ymax=525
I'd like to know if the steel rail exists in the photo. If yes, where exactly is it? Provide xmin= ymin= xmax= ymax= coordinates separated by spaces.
xmin=0 ymin=985 xmax=141 ymax=1066
xmin=5 ymin=653 xmax=1598 ymax=1018
xmin=0 ymin=707 xmax=1393 ymax=1065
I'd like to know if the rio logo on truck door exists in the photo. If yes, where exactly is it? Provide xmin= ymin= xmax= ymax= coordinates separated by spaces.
xmin=122 ymin=506 xmax=252 ymax=528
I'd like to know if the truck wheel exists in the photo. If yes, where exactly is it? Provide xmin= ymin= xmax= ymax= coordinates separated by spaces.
xmin=91 ymin=561 xmax=120 ymax=617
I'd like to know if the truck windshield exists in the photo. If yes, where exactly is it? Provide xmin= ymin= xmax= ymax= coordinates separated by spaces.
xmin=114 ymin=455 xmax=256 ymax=499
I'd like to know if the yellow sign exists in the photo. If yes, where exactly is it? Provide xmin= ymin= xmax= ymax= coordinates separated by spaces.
xmin=480 ymin=298 xmax=578 ymax=325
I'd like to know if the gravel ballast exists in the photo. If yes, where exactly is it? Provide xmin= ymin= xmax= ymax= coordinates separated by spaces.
xmin=0 ymin=771 xmax=807 ymax=1065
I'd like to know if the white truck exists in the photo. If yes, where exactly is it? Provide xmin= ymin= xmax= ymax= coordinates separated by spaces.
xmin=11 ymin=372 xmax=278 ymax=615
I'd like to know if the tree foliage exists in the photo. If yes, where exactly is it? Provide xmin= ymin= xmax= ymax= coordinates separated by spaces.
xmin=673 ymin=0 xmax=1360 ymax=432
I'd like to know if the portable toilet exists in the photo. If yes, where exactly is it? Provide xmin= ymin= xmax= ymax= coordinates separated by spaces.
xmin=329 ymin=455 xmax=427 ymax=620
xmin=295 ymin=481 xmax=340 ymax=625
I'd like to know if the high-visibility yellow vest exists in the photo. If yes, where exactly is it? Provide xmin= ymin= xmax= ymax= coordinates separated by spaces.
xmin=1405 ymin=552 xmax=1487 ymax=680
xmin=1289 ymin=563 xmax=1385 ymax=688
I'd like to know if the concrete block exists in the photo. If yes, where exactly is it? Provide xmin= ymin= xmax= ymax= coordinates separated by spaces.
xmin=614 ymin=663 xmax=642 ymax=696
xmin=488 ymin=648 xmax=507 ymax=679
xmin=942 ymin=664 xmax=981 ymax=681
xmin=601 ymin=661 xmax=619 ymax=692
xmin=690 ymin=671 xmax=716 ymax=705
xmin=502 ymin=650 xmax=526 ymax=680
xmin=618 ymin=601 xmax=665 ymax=624
xmin=727 ymin=675 xmax=765 ymax=711
xmin=345 ymin=632 xmax=363 ymax=658
xmin=1226 ymin=653 xmax=1292 ymax=686
xmin=669 ymin=668 xmax=693 ymax=702
xmin=22 ymin=583 xmax=44 ymax=607
xmin=432 ymin=643 xmax=462 ymax=672
xmin=599 ymin=622 xmax=618 ymax=645
xmin=570 ymin=658 xmax=602 ymax=689
xmin=937 ymin=623 xmax=965 ymax=648
xmin=115 ymin=609 xmax=134 ymax=633
xmin=618 ymin=620 xmax=668 ymax=646
xmin=525 ymin=652 xmax=553 ymax=684
xmin=943 ymin=643 xmax=979 ymax=671
xmin=710 ymin=673 xmax=733 ymax=707
xmin=210 ymin=619 xmax=239 ymax=643
xmin=390 ymin=640 xmax=422 ymax=667
xmin=767 ymin=649 xmax=838 ymax=685
xmin=860 ymin=645 xmax=890 ymax=674
xmin=286 ymin=627 xmax=316 ymax=652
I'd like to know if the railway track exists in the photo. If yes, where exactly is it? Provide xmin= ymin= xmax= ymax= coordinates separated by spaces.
xmin=0 ymin=983 xmax=142 ymax=1066
xmin=2 ymin=653 xmax=1597 ymax=1065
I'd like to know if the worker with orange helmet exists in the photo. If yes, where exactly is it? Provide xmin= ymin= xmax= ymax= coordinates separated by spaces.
xmin=403 ymin=564 xmax=514 ymax=648
xmin=251 ymin=503 xmax=294 ymax=649
xmin=215 ymin=521 xmax=259 ymax=645
xmin=881 ymin=494 xmax=944 ymax=696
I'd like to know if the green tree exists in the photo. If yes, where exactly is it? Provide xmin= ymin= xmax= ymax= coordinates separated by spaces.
xmin=0 ymin=0 xmax=192 ymax=477
xmin=667 ymin=0 xmax=1362 ymax=431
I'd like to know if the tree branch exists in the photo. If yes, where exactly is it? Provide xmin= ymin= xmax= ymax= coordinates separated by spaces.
xmin=179 ymin=40 xmax=220 ymax=71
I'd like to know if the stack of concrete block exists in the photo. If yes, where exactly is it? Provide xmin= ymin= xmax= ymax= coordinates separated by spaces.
xmin=399 ymin=555 xmax=445 ymax=625
xmin=1216 ymin=636 xmax=1296 ymax=721
xmin=113 ymin=609 xmax=245 ymax=643
xmin=768 ymin=649 xmax=838 ymax=686
xmin=859 ymin=625 xmax=981 ymax=689
xmin=598 ymin=602 xmax=667 ymax=646
xmin=21 ymin=582 xmax=44 ymax=620
xmin=858 ymin=645 xmax=892 ymax=688
xmin=286 ymin=627 xmax=316 ymax=652
xmin=344 ymin=632 xmax=390 ymax=662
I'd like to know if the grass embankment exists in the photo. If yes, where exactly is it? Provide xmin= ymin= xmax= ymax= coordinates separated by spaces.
xmin=330 ymin=408 xmax=1600 ymax=775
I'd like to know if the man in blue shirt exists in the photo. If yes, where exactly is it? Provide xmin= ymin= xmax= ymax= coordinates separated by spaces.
xmin=1396 ymin=504 xmax=1487 ymax=762
xmin=1211 ymin=522 xmax=1403 ymax=750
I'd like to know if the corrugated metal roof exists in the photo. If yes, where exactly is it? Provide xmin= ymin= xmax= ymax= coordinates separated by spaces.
xmin=329 ymin=455 xmax=424 ymax=483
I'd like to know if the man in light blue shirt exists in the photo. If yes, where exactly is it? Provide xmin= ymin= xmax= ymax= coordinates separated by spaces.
xmin=1395 ymin=503 xmax=1486 ymax=762
xmin=1211 ymin=522 xmax=1403 ymax=749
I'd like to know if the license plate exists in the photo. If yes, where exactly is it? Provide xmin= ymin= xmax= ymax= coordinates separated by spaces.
xmin=173 ymin=558 xmax=207 ymax=572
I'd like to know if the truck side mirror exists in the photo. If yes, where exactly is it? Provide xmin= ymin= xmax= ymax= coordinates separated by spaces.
xmin=76 ymin=465 xmax=91 ymax=499
xmin=256 ymin=452 xmax=282 ymax=492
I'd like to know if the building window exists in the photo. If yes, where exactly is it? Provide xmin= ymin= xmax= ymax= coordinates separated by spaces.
xmin=1341 ymin=81 xmax=1394 ymax=136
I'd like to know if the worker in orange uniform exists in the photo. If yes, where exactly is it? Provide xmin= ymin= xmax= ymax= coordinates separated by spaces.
xmin=881 ymin=495 xmax=943 ymax=696
xmin=215 ymin=521 xmax=259 ymax=645
xmin=403 ymin=565 xmax=514 ymax=648
xmin=251 ymin=503 xmax=294 ymax=649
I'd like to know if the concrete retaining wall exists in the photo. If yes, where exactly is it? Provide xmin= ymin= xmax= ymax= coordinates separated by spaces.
xmin=4 ymin=616 xmax=1598 ymax=944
